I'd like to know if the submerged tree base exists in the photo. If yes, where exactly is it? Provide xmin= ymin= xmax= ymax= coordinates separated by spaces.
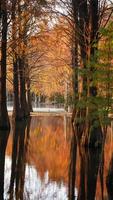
xmin=0 ymin=125 xmax=10 ymax=131
xmin=76 ymin=123 xmax=103 ymax=149
xmin=85 ymin=127 xmax=103 ymax=149
xmin=0 ymin=117 xmax=10 ymax=131
xmin=106 ymin=154 xmax=113 ymax=200
xmin=12 ymin=106 xmax=30 ymax=121
xmin=12 ymin=112 xmax=30 ymax=122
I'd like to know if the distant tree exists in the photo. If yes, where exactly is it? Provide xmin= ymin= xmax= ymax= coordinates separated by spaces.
xmin=9 ymin=0 xmax=48 ymax=119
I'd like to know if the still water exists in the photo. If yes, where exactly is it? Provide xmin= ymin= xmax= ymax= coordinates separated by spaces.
xmin=0 ymin=115 xmax=113 ymax=199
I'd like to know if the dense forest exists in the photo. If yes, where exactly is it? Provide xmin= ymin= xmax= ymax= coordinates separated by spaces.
xmin=1 ymin=0 xmax=113 ymax=199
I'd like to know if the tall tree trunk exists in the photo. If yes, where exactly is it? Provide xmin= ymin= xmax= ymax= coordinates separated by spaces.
xmin=17 ymin=1 xmax=30 ymax=118
xmin=11 ymin=0 xmax=22 ymax=120
xmin=68 ymin=1 xmax=79 ymax=199
xmin=87 ymin=0 xmax=103 ymax=147
xmin=72 ymin=0 xmax=103 ymax=147
xmin=0 ymin=0 xmax=10 ymax=130
xmin=11 ymin=0 xmax=29 ymax=120
xmin=26 ymin=78 xmax=33 ymax=112
xmin=18 ymin=57 xmax=29 ymax=117
xmin=13 ymin=57 xmax=22 ymax=120
xmin=71 ymin=0 xmax=79 ymax=117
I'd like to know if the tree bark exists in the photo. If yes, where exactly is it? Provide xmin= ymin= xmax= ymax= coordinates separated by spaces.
xmin=12 ymin=57 xmax=22 ymax=120
xmin=26 ymin=78 xmax=33 ymax=112
xmin=72 ymin=0 xmax=103 ymax=147
xmin=18 ymin=57 xmax=29 ymax=117
xmin=0 ymin=0 xmax=10 ymax=130
xmin=12 ymin=0 xmax=30 ymax=120
xmin=11 ymin=0 xmax=22 ymax=120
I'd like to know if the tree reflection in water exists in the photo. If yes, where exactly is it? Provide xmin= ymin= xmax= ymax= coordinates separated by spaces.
xmin=106 ymin=153 xmax=113 ymax=200
xmin=8 ymin=117 xmax=31 ymax=200
xmin=68 ymin=124 xmax=104 ymax=200
xmin=68 ymin=125 xmax=77 ymax=200
xmin=0 ymin=115 xmax=113 ymax=199
xmin=83 ymin=149 xmax=101 ymax=200
xmin=0 ymin=130 xmax=9 ymax=200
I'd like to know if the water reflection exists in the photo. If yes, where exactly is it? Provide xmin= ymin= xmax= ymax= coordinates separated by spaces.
xmin=5 ymin=116 xmax=70 ymax=199
xmin=68 ymin=124 xmax=105 ymax=200
xmin=106 ymin=153 xmax=113 ymax=200
xmin=8 ymin=118 xmax=31 ymax=199
xmin=0 ymin=130 xmax=9 ymax=199
xmin=68 ymin=125 xmax=77 ymax=200
xmin=79 ymin=148 xmax=102 ymax=200
xmin=0 ymin=115 xmax=113 ymax=199
xmin=29 ymin=117 xmax=69 ymax=183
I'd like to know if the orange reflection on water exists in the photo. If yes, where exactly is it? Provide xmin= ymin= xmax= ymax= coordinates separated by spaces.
xmin=29 ymin=127 xmax=69 ymax=183
xmin=6 ymin=116 xmax=71 ymax=184
xmin=5 ymin=116 xmax=113 ymax=200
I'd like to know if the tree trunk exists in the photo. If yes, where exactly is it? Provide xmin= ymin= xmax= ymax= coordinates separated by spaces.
xmin=0 ymin=0 xmax=10 ymax=130
xmin=72 ymin=0 xmax=103 ymax=147
xmin=11 ymin=0 xmax=22 ymax=120
xmin=12 ymin=57 xmax=22 ymax=120
xmin=87 ymin=0 xmax=103 ymax=147
xmin=26 ymin=78 xmax=33 ymax=112
xmin=12 ymin=0 xmax=30 ymax=120
xmin=18 ymin=57 xmax=29 ymax=117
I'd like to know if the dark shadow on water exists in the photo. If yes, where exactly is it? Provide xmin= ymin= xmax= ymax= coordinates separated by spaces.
xmin=84 ymin=149 xmax=102 ymax=200
xmin=8 ymin=117 xmax=31 ymax=200
xmin=0 ymin=130 xmax=9 ymax=200
xmin=106 ymin=153 xmax=113 ymax=200
xmin=68 ymin=125 xmax=77 ymax=200
xmin=68 ymin=125 xmax=104 ymax=200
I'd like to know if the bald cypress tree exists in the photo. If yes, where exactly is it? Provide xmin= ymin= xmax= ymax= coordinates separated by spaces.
xmin=72 ymin=0 xmax=103 ymax=147
xmin=0 ymin=0 xmax=10 ymax=130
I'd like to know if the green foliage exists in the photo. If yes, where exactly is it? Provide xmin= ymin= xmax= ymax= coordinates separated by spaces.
xmin=50 ymin=93 xmax=65 ymax=104
xmin=67 ymin=93 xmax=73 ymax=106
xmin=75 ymin=21 xmax=113 ymax=128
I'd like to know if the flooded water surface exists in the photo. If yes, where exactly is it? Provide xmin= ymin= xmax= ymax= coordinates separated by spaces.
xmin=1 ymin=115 xmax=113 ymax=199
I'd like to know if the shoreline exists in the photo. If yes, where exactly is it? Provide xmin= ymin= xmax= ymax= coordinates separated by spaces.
xmin=8 ymin=111 xmax=72 ymax=117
